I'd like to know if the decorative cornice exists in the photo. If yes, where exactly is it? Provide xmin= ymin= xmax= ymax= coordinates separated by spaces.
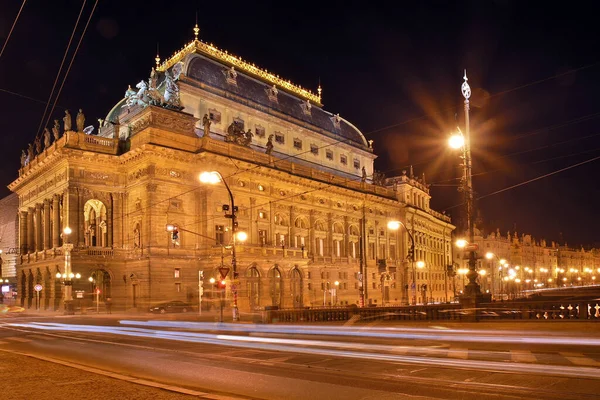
xmin=157 ymin=40 xmax=321 ymax=106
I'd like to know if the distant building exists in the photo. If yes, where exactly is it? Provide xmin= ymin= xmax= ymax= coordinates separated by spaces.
xmin=0 ymin=193 xmax=18 ymax=278
xmin=453 ymin=228 xmax=600 ymax=299
xmin=9 ymin=26 xmax=453 ymax=311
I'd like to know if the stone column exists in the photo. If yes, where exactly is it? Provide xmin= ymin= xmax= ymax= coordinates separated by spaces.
xmin=343 ymin=216 xmax=350 ymax=258
xmin=107 ymin=194 xmax=113 ymax=247
xmin=327 ymin=213 xmax=333 ymax=257
xmin=289 ymin=206 xmax=296 ymax=247
xmin=249 ymin=197 xmax=257 ymax=244
xmin=78 ymin=189 xmax=85 ymax=246
xmin=52 ymin=194 xmax=60 ymax=248
xmin=308 ymin=210 xmax=315 ymax=257
xmin=43 ymin=199 xmax=51 ymax=249
xmin=27 ymin=207 xmax=34 ymax=253
xmin=19 ymin=210 xmax=28 ymax=254
xmin=35 ymin=204 xmax=42 ymax=252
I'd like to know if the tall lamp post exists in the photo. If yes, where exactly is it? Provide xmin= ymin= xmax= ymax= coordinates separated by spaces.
xmin=387 ymin=220 xmax=416 ymax=305
xmin=449 ymin=71 xmax=483 ymax=302
xmin=200 ymin=171 xmax=240 ymax=322
xmin=58 ymin=227 xmax=75 ymax=315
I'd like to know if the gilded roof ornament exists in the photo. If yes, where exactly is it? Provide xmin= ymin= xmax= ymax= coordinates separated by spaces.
xmin=157 ymin=26 xmax=322 ymax=105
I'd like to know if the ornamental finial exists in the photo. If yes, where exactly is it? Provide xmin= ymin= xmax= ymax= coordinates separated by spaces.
xmin=461 ymin=69 xmax=471 ymax=100
xmin=155 ymin=43 xmax=160 ymax=68
xmin=194 ymin=13 xmax=200 ymax=40
xmin=317 ymin=78 xmax=322 ymax=100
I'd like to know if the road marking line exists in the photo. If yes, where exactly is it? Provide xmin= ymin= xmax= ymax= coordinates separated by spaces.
xmin=5 ymin=337 xmax=31 ymax=342
xmin=560 ymin=352 xmax=584 ymax=358
xmin=448 ymin=347 xmax=468 ymax=359
xmin=0 ymin=348 xmax=249 ymax=399
xmin=510 ymin=350 xmax=536 ymax=363
xmin=27 ymin=334 xmax=55 ymax=340
xmin=563 ymin=356 xmax=600 ymax=367
xmin=392 ymin=346 xmax=409 ymax=355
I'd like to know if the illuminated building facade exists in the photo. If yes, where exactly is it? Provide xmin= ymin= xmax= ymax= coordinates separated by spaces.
xmin=10 ymin=27 xmax=453 ymax=311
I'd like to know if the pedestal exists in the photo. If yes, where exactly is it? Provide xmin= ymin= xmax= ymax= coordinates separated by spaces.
xmin=64 ymin=300 xmax=75 ymax=315
xmin=459 ymin=292 xmax=492 ymax=321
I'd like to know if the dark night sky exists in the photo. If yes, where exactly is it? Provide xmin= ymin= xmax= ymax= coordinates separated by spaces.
xmin=1 ymin=0 xmax=599 ymax=246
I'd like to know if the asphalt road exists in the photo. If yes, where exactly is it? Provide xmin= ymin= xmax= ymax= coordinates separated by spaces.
xmin=1 ymin=312 xmax=599 ymax=400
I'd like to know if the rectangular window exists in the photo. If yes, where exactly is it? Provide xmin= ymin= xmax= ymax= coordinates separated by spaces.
xmin=308 ymin=282 xmax=312 ymax=290
xmin=310 ymin=144 xmax=319 ymax=155
xmin=275 ymin=132 xmax=285 ymax=144
xmin=390 ymin=245 xmax=396 ymax=260
xmin=258 ymin=229 xmax=267 ymax=245
xmin=344 ymin=282 xmax=347 ymax=290
xmin=293 ymin=138 xmax=302 ymax=150
xmin=338 ymin=272 xmax=342 ymax=279
xmin=208 ymin=109 xmax=221 ymax=123
xmin=176 ymin=283 xmax=181 ymax=293
xmin=372 ymin=282 xmax=376 ymax=289
xmin=307 ymin=272 xmax=311 ymax=279
xmin=353 ymin=159 xmax=360 ymax=169
xmin=354 ymin=282 xmax=358 ymax=289
xmin=372 ymin=273 xmax=376 ymax=280
xmin=326 ymin=150 xmax=333 ymax=160
xmin=174 ymin=268 xmax=180 ymax=278
xmin=340 ymin=155 xmax=347 ymax=165
xmin=321 ymin=271 xmax=325 ymax=279
xmin=369 ymin=243 xmax=375 ymax=260
xmin=258 ymin=211 xmax=266 ymax=219
xmin=321 ymin=282 xmax=325 ymax=290
xmin=215 ymin=225 xmax=225 ymax=245
xmin=255 ymin=125 xmax=265 ymax=138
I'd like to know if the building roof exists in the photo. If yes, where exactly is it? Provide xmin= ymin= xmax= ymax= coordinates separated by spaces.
xmin=185 ymin=54 xmax=368 ymax=148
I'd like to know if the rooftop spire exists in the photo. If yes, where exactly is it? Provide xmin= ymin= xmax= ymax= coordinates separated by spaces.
xmin=317 ymin=77 xmax=322 ymax=101
xmin=155 ymin=43 xmax=160 ymax=68
xmin=193 ymin=13 xmax=200 ymax=40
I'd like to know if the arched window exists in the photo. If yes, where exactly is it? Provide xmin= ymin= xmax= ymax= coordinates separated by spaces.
xmin=268 ymin=266 xmax=282 ymax=307
xmin=84 ymin=199 xmax=108 ymax=247
xmin=246 ymin=266 xmax=260 ymax=309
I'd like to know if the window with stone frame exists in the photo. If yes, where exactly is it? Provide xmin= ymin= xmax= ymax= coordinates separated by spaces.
xmin=255 ymin=125 xmax=266 ymax=138
xmin=310 ymin=144 xmax=319 ymax=155
xmin=208 ymin=109 xmax=221 ymax=124
xmin=326 ymin=149 xmax=333 ymax=160
xmin=353 ymin=158 xmax=360 ymax=169
xmin=258 ymin=229 xmax=267 ymax=246
xmin=293 ymin=138 xmax=302 ymax=150
xmin=275 ymin=132 xmax=285 ymax=144
xmin=340 ymin=154 xmax=347 ymax=165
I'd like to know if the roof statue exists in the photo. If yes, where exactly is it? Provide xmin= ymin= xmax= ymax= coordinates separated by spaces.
xmin=361 ymin=166 xmax=367 ymax=183
xmin=34 ymin=136 xmax=41 ymax=154
xmin=266 ymin=134 xmax=274 ymax=155
xmin=20 ymin=150 xmax=26 ymax=168
xmin=201 ymin=114 xmax=211 ymax=137
xmin=123 ymin=67 xmax=182 ymax=111
xmin=225 ymin=121 xmax=252 ymax=146
xmin=27 ymin=143 xmax=34 ymax=162
xmin=52 ymin=120 xmax=60 ymax=141
xmin=63 ymin=110 xmax=72 ymax=131
xmin=43 ymin=128 xmax=51 ymax=148
xmin=76 ymin=109 xmax=85 ymax=132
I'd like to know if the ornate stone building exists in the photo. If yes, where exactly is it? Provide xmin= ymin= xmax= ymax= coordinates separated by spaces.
xmin=0 ymin=193 xmax=19 ymax=288
xmin=10 ymin=27 xmax=454 ymax=311
xmin=454 ymin=229 xmax=600 ymax=298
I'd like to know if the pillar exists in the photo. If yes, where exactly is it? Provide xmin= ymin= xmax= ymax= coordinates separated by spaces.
xmin=19 ymin=210 xmax=28 ymax=254
xmin=43 ymin=199 xmax=51 ymax=249
xmin=343 ymin=216 xmax=350 ymax=258
xmin=107 ymin=194 xmax=113 ymax=247
xmin=78 ymin=189 xmax=85 ymax=246
xmin=327 ymin=213 xmax=333 ymax=257
xmin=27 ymin=207 xmax=34 ymax=253
xmin=52 ymin=194 xmax=60 ymax=248
xmin=309 ymin=210 xmax=315 ymax=257
xmin=289 ymin=206 xmax=296 ymax=247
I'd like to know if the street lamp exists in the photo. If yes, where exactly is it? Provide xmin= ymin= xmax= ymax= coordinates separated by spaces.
xmin=59 ymin=227 xmax=75 ymax=315
xmin=199 ymin=170 xmax=241 ymax=321
xmin=334 ymin=280 xmax=340 ymax=305
xmin=387 ymin=220 xmax=416 ymax=305
xmin=448 ymin=71 xmax=482 ymax=304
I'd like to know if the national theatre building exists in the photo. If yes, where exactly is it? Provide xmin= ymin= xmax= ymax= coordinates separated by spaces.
xmin=10 ymin=26 xmax=454 ymax=312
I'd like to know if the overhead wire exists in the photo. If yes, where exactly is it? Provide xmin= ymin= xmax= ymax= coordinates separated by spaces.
xmin=42 ymin=0 xmax=98 ymax=136
xmin=35 ymin=0 xmax=87 ymax=139
xmin=0 ymin=0 xmax=27 ymax=61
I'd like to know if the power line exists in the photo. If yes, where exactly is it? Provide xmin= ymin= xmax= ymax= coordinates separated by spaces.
xmin=42 ymin=0 xmax=98 ymax=135
xmin=35 ymin=0 xmax=87 ymax=139
xmin=0 ymin=0 xmax=27 ymax=61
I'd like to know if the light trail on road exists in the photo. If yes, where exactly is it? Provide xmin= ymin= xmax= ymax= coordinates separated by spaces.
xmin=6 ymin=321 xmax=600 ymax=380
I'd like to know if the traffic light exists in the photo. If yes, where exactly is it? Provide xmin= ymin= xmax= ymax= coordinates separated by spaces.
xmin=217 ymin=279 xmax=226 ymax=290
xmin=407 ymin=245 xmax=414 ymax=261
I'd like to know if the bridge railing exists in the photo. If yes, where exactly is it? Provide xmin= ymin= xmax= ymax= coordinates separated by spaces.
xmin=477 ymin=299 xmax=600 ymax=321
